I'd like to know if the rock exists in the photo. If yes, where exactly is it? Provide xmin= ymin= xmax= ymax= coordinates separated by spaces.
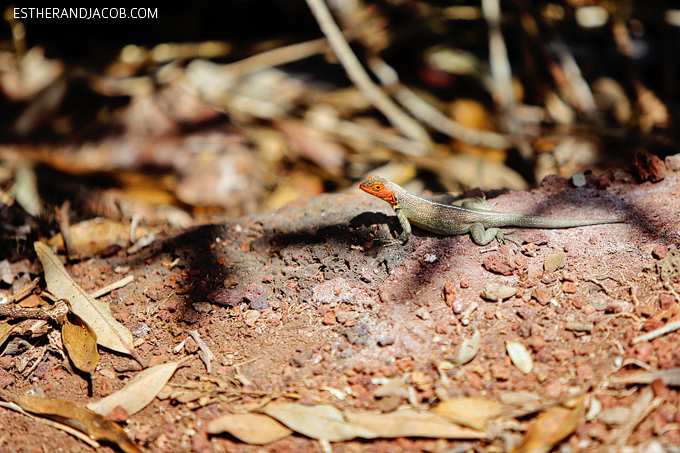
xmin=480 ymin=283 xmax=517 ymax=302
xmin=482 ymin=247 xmax=517 ymax=275
xmin=544 ymin=252 xmax=567 ymax=272
xmin=377 ymin=335 xmax=395 ymax=347
xmin=243 ymin=283 xmax=268 ymax=310
xmin=130 ymin=323 xmax=151 ymax=338
xmin=632 ymin=150 xmax=666 ymax=182
xmin=209 ymin=288 xmax=242 ymax=307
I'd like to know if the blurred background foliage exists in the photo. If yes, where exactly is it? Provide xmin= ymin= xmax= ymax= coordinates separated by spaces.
xmin=0 ymin=0 xmax=676 ymax=258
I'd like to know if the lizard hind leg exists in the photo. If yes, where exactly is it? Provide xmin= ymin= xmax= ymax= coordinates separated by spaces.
xmin=461 ymin=198 xmax=497 ymax=211
xmin=469 ymin=223 xmax=504 ymax=245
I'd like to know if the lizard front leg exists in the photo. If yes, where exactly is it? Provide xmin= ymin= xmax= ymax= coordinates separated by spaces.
xmin=383 ymin=207 xmax=412 ymax=245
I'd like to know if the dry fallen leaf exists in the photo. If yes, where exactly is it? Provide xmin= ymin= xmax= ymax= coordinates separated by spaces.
xmin=0 ymin=320 xmax=20 ymax=348
xmin=500 ymin=391 xmax=546 ymax=417
xmin=447 ymin=329 xmax=480 ymax=366
xmin=261 ymin=403 xmax=376 ymax=441
xmin=422 ymin=154 xmax=528 ymax=192
xmin=506 ymin=341 xmax=533 ymax=374
xmin=0 ymin=259 xmax=13 ymax=285
xmin=373 ymin=375 xmax=409 ymax=412
xmin=87 ymin=360 xmax=183 ymax=417
xmin=509 ymin=395 xmax=585 ymax=453
xmin=61 ymin=312 xmax=99 ymax=375
xmin=432 ymin=397 xmax=506 ymax=430
xmin=34 ymin=241 xmax=134 ymax=356
xmin=208 ymin=412 xmax=293 ymax=444
xmin=47 ymin=217 xmax=157 ymax=256
xmin=14 ymin=395 xmax=142 ymax=453
xmin=597 ymin=407 xmax=631 ymax=426
xmin=611 ymin=368 xmax=680 ymax=386
xmin=275 ymin=119 xmax=346 ymax=175
xmin=373 ymin=375 xmax=409 ymax=398
xmin=344 ymin=409 xmax=488 ymax=439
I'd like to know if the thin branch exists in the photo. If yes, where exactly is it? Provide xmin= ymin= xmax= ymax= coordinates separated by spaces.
xmin=90 ymin=275 xmax=135 ymax=299
xmin=549 ymin=39 xmax=597 ymax=116
xmin=515 ymin=4 xmax=598 ymax=119
xmin=220 ymin=38 xmax=329 ymax=77
xmin=631 ymin=319 xmax=680 ymax=345
xmin=482 ymin=0 xmax=533 ymax=158
xmin=304 ymin=0 xmax=431 ymax=153
xmin=368 ymin=57 xmax=514 ymax=149
xmin=55 ymin=201 xmax=77 ymax=261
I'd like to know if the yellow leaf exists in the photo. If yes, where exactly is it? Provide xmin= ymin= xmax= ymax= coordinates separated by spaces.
xmin=48 ymin=217 xmax=157 ymax=256
xmin=14 ymin=395 xmax=142 ymax=453
xmin=61 ymin=312 xmax=99 ymax=375
xmin=509 ymin=396 xmax=585 ymax=453
xmin=432 ymin=397 xmax=505 ymax=430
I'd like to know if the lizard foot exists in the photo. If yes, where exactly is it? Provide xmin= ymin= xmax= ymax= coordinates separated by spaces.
xmin=380 ymin=237 xmax=406 ymax=247
xmin=496 ymin=230 xmax=522 ymax=248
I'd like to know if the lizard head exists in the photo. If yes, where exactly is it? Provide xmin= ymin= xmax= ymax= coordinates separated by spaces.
xmin=359 ymin=175 xmax=397 ymax=206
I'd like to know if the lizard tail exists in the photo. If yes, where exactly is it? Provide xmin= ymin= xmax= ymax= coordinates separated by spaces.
xmin=492 ymin=213 xmax=624 ymax=229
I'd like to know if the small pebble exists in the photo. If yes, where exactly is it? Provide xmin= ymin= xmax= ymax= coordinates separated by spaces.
xmin=480 ymin=283 xmax=517 ymax=302
xmin=192 ymin=302 xmax=213 ymax=313
xmin=544 ymin=252 xmax=567 ymax=272
xmin=129 ymin=323 xmax=151 ymax=338
xmin=377 ymin=335 xmax=395 ymax=347
xmin=571 ymin=172 xmax=587 ymax=187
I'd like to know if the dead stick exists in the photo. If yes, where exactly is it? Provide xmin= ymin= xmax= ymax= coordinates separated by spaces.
xmin=55 ymin=201 xmax=77 ymax=260
xmin=304 ymin=0 xmax=431 ymax=152
xmin=481 ymin=0 xmax=532 ymax=159
xmin=368 ymin=57 xmax=513 ymax=149
xmin=631 ymin=319 xmax=680 ymax=345
xmin=90 ymin=275 xmax=135 ymax=299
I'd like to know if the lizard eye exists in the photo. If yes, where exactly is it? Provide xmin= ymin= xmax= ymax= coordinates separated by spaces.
xmin=374 ymin=184 xmax=382 ymax=191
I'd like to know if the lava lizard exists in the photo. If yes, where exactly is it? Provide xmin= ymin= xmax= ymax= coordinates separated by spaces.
xmin=359 ymin=175 xmax=624 ymax=246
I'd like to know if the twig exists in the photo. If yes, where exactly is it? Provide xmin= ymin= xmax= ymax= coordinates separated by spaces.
xmin=631 ymin=319 xmax=680 ymax=345
xmin=663 ymin=282 xmax=680 ymax=302
xmin=584 ymin=277 xmax=618 ymax=297
xmin=129 ymin=214 xmax=141 ymax=244
xmin=221 ymin=38 xmax=329 ymax=78
xmin=615 ymin=270 xmax=641 ymax=306
xmin=367 ymin=57 xmax=514 ymax=149
xmin=22 ymin=347 xmax=46 ymax=377
xmin=549 ymin=39 xmax=598 ymax=117
xmin=607 ymin=387 xmax=663 ymax=453
xmin=481 ymin=0 xmax=532 ymax=159
xmin=90 ymin=275 xmax=135 ymax=299
xmin=304 ymin=0 xmax=431 ymax=153
xmin=55 ymin=201 xmax=77 ymax=260
xmin=515 ymin=4 xmax=597 ymax=118
xmin=0 ymin=299 xmax=69 ymax=322
xmin=4 ymin=277 xmax=39 ymax=304
xmin=307 ymin=110 xmax=432 ymax=155
xmin=189 ymin=330 xmax=215 ymax=373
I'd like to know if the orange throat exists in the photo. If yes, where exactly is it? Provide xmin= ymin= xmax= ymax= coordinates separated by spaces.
xmin=361 ymin=185 xmax=397 ymax=207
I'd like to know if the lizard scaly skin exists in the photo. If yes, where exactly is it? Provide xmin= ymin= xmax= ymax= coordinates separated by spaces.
xmin=359 ymin=175 xmax=624 ymax=246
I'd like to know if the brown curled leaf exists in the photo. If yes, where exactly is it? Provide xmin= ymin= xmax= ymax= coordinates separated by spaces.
xmin=14 ymin=395 xmax=142 ymax=453
xmin=61 ymin=312 xmax=99 ymax=375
